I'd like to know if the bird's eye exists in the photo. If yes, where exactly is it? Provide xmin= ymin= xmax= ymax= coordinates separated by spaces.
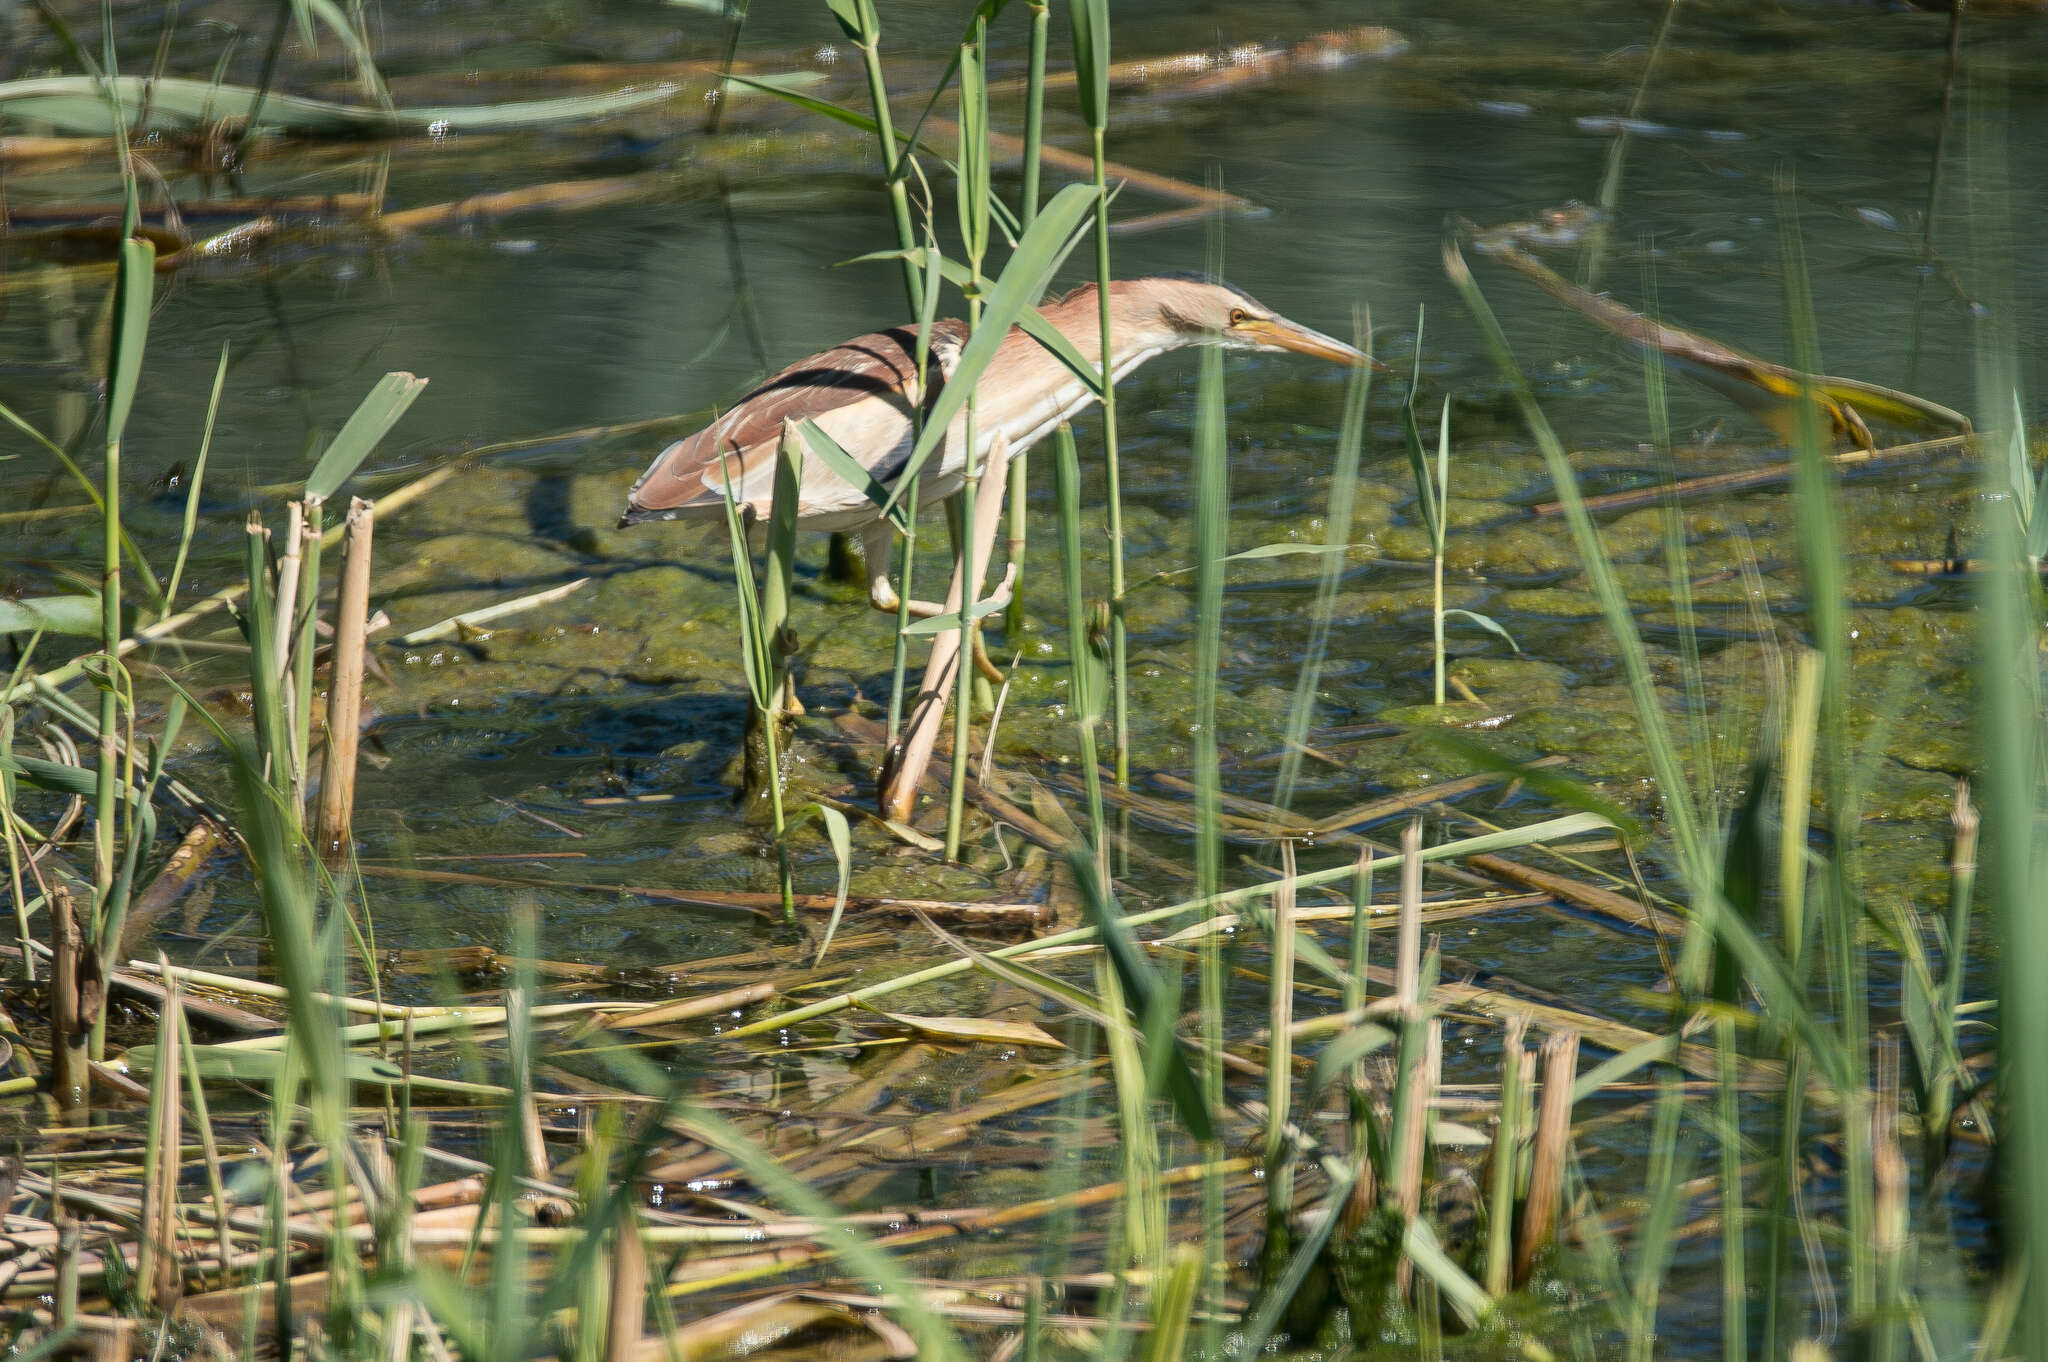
xmin=1228 ymin=308 xmax=1249 ymax=326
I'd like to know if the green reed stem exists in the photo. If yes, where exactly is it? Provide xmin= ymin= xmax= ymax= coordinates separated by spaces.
xmin=291 ymin=499 xmax=323 ymax=802
xmin=1778 ymin=195 xmax=1873 ymax=1315
xmin=887 ymin=480 xmax=920 ymax=747
xmin=1717 ymin=1012 xmax=1747 ymax=1362
xmin=1273 ymin=314 xmax=1371 ymax=813
xmin=844 ymin=13 xmax=922 ymax=317
xmin=1431 ymin=398 xmax=1450 ymax=706
xmin=1089 ymin=128 xmax=1129 ymax=792
xmin=1191 ymin=339 xmax=1229 ymax=1334
xmin=1192 ymin=345 xmax=1226 ymax=901
xmin=944 ymin=17 xmax=991 ymax=863
xmin=1003 ymin=0 xmax=1050 ymax=642
xmin=1054 ymin=425 xmax=1106 ymax=853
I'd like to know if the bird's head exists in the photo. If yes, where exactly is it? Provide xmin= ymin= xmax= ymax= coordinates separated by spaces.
xmin=1124 ymin=275 xmax=1386 ymax=369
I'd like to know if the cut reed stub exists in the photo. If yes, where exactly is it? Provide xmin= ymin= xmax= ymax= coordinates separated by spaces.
xmin=47 ymin=883 xmax=90 ymax=1117
xmin=1513 ymin=1026 xmax=1581 ymax=1286
xmin=315 ymin=498 xmax=375 ymax=862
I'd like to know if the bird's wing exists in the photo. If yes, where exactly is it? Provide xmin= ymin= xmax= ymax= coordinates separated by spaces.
xmin=623 ymin=321 xmax=967 ymax=522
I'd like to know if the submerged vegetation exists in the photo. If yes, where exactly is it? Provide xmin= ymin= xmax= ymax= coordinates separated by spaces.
xmin=0 ymin=0 xmax=2042 ymax=1359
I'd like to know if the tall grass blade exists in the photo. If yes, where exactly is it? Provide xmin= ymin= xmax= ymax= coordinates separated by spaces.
xmin=1967 ymin=88 xmax=2048 ymax=1358
xmin=165 ymin=342 xmax=230 ymax=615
xmin=1191 ymin=345 xmax=1227 ymax=900
xmin=1274 ymin=316 xmax=1372 ymax=812
xmin=305 ymin=372 xmax=427 ymax=501
xmin=879 ymin=183 xmax=1097 ymax=514
xmin=1778 ymin=190 xmax=1873 ymax=1314
xmin=1053 ymin=424 xmax=1107 ymax=852
xmin=1441 ymin=243 xmax=1729 ymax=977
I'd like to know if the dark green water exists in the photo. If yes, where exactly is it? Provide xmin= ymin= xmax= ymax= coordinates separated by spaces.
xmin=3 ymin=0 xmax=2043 ymax=1345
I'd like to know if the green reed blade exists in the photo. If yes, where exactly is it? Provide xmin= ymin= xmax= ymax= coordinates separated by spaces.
xmin=1192 ymin=344 xmax=1227 ymax=901
xmin=306 ymin=372 xmax=428 ymax=502
xmin=1066 ymin=0 xmax=1109 ymax=130
xmin=762 ymin=424 xmax=804 ymax=718
xmin=1778 ymin=191 xmax=1873 ymax=1315
xmin=944 ymin=14 xmax=996 ymax=862
xmin=164 ymin=342 xmax=229 ymax=615
xmin=955 ymin=17 xmax=990 ymax=267
xmin=1968 ymin=100 xmax=2048 ymax=1360
xmin=796 ymin=420 xmax=906 ymax=532
xmin=879 ymin=183 xmax=1098 ymax=515
xmin=849 ymin=246 xmax=1106 ymax=394
xmin=1274 ymin=313 xmax=1372 ymax=813
xmin=1005 ymin=0 xmax=1048 ymax=637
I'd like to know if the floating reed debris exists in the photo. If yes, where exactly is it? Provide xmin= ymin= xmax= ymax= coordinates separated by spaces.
xmin=352 ymin=863 xmax=1049 ymax=928
xmin=1 ymin=191 xmax=376 ymax=224
xmin=1531 ymin=432 xmax=1976 ymax=519
xmin=375 ymin=173 xmax=673 ymax=234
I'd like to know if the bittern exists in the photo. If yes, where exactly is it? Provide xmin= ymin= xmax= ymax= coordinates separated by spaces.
xmin=618 ymin=275 xmax=1372 ymax=618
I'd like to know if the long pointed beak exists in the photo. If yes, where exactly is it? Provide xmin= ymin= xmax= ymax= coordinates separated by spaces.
xmin=1241 ymin=317 xmax=1391 ymax=371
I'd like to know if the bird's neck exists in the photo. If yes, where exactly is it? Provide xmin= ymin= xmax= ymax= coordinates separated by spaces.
xmin=1037 ymin=287 xmax=1187 ymax=374
xmin=966 ymin=294 xmax=1188 ymax=460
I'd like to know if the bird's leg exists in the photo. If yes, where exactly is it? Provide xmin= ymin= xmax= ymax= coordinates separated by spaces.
xmin=968 ymin=567 xmax=1017 ymax=688
xmin=861 ymin=518 xmax=1013 ymax=688
xmin=861 ymin=520 xmax=951 ymax=618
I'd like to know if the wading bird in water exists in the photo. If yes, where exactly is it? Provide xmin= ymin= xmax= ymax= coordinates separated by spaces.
xmin=617 ymin=275 xmax=1375 ymax=620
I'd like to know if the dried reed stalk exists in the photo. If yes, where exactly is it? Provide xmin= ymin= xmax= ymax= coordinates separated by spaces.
xmin=273 ymin=502 xmax=307 ymax=813
xmin=48 ymin=883 xmax=89 ymax=1115
xmin=137 ymin=964 xmax=185 ymax=1310
xmin=376 ymin=175 xmax=663 ymax=234
xmin=1514 ymin=1027 xmax=1581 ymax=1285
xmin=1530 ymin=433 xmax=1971 ymax=518
xmin=1391 ymin=819 xmax=1428 ymax=1296
xmin=879 ymin=433 xmax=1014 ymax=823
xmin=605 ymin=1202 xmax=647 ymax=1362
xmin=315 ymin=498 xmax=374 ymax=860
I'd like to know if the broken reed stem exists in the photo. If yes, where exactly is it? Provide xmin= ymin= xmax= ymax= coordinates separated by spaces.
xmin=1391 ymin=819 xmax=1427 ymax=1296
xmin=49 ymin=883 xmax=89 ymax=1116
xmin=1264 ymin=840 xmax=1298 ymax=1220
xmin=272 ymin=501 xmax=306 ymax=816
xmin=606 ymin=1201 xmax=647 ymax=1362
xmin=316 ymin=498 xmax=374 ymax=861
xmin=1486 ymin=1014 xmax=1528 ymax=1297
xmin=137 ymin=961 xmax=184 ymax=1311
xmin=880 ymin=434 xmax=1012 ymax=826
xmin=1342 ymin=844 xmax=1378 ymax=1230
xmin=1873 ymin=1036 xmax=1908 ymax=1361
xmin=1396 ymin=818 xmax=1424 ymax=1010
xmin=1514 ymin=1027 xmax=1580 ymax=1285
xmin=292 ymin=498 xmax=325 ymax=817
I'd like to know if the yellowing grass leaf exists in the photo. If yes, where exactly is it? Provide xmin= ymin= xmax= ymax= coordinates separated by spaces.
xmin=870 ymin=1009 xmax=1067 ymax=1049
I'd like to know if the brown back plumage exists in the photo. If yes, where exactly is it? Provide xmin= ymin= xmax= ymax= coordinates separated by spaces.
xmin=622 ymin=320 xmax=967 ymax=523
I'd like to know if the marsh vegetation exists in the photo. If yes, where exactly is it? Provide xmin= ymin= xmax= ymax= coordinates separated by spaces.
xmin=0 ymin=0 xmax=2042 ymax=1358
